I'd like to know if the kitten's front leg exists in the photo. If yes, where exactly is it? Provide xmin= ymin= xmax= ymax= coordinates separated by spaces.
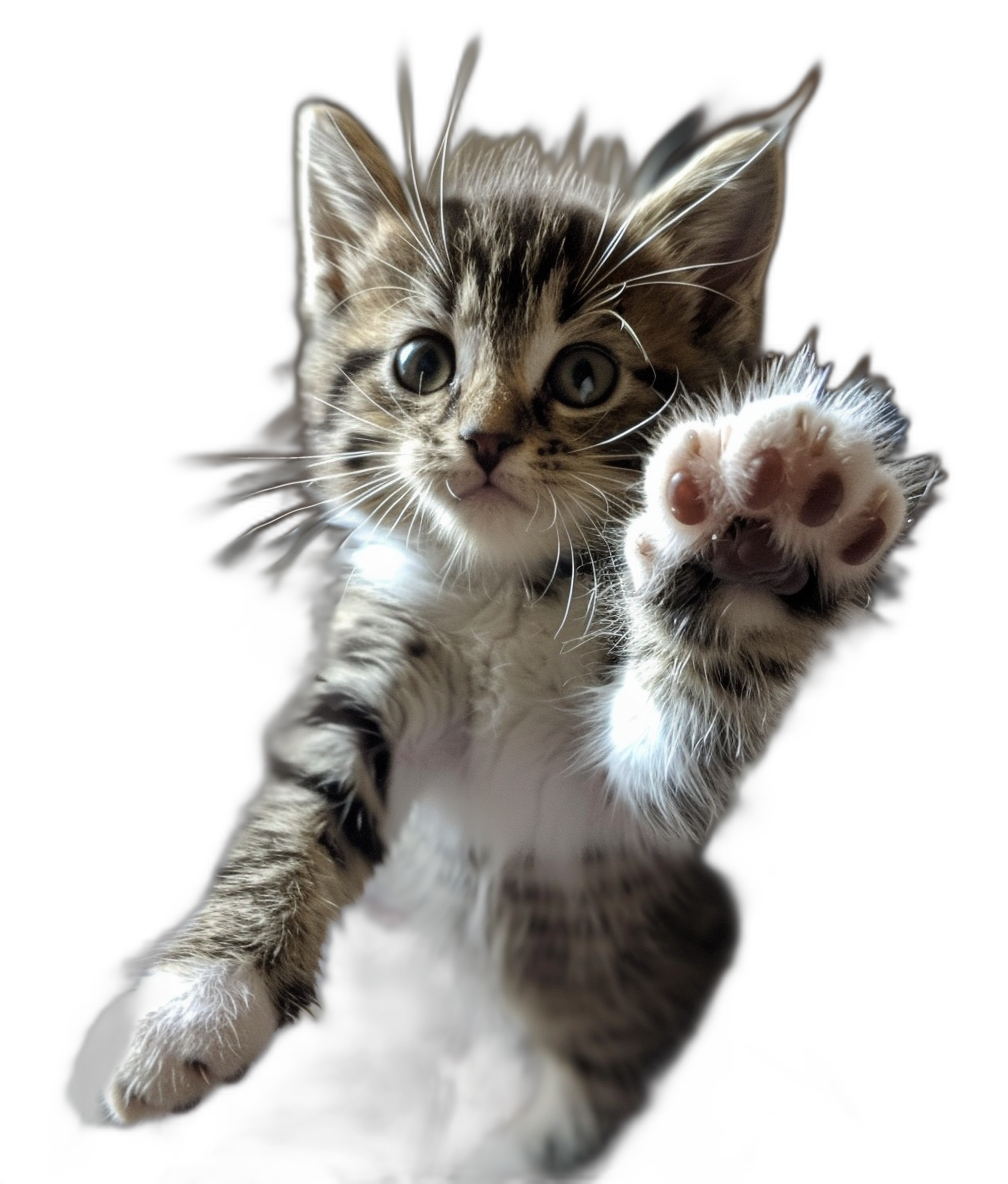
xmin=607 ymin=350 xmax=938 ymax=841
xmin=103 ymin=778 xmax=369 ymax=1123
xmin=103 ymin=593 xmax=463 ymax=1122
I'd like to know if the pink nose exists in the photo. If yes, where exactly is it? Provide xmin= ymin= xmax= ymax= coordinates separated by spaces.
xmin=461 ymin=430 xmax=520 ymax=474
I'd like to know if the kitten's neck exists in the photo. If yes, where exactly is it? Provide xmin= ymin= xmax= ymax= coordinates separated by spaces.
xmin=340 ymin=525 xmax=582 ymax=597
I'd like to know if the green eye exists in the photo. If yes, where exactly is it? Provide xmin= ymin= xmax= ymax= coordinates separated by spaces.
xmin=393 ymin=334 xmax=454 ymax=394
xmin=548 ymin=345 xmax=619 ymax=408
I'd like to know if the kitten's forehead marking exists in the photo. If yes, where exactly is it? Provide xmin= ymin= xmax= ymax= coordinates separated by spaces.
xmin=453 ymin=255 xmax=569 ymax=406
xmin=449 ymin=202 xmax=587 ymax=387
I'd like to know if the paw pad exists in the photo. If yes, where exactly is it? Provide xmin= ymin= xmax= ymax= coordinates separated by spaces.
xmin=668 ymin=470 xmax=707 ymax=525
xmin=797 ymin=469 xmax=844 ymax=527
xmin=627 ymin=394 xmax=907 ymax=594
xmin=743 ymin=447 xmax=785 ymax=510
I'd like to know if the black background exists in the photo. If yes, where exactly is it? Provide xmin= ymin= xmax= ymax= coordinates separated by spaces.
xmin=47 ymin=13 xmax=976 ymax=1179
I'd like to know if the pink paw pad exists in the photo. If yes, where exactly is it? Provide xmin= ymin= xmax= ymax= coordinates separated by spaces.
xmin=841 ymin=514 xmax=888 ymax=565
xmin=743 ymin=447 xmax=785 ymax=510
xmin=798 ymin=470 xmax=844 ymax=527
xmin=667 ymin=471 xmax=707 ymax=525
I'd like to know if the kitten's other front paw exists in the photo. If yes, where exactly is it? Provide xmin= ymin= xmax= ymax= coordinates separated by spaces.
xmin=626 ymin=393 xmax=907 ymax=598
xmin=103 ymin=962 xmax=276 ymax=1122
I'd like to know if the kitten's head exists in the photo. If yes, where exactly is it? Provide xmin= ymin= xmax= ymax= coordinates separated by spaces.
xmin=293 ymin=72 xmax=814 ymax=575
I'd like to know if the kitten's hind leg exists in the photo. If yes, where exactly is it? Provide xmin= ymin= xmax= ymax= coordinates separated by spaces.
xmin=232 ymin=899 xmax=535 ymax=1179
xmin=210 ymin=809 xmax=535 ymax=1179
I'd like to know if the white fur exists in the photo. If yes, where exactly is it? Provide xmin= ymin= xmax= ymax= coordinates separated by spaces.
xmin=376 ymin=562 xmax=654 ymax=867
xmin=105 ymin=963 xmax=276 ymax=1122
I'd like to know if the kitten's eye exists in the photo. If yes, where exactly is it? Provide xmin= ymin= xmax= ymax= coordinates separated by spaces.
xmin=393 ymin=334 xmax=455 ymax=394
xmin=547 ymin=345 xmax=619 ymax=408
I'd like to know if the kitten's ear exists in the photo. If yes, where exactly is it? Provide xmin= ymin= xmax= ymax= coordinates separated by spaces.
xmin=296 ymin=101 xmax=411 ymax=316
xmin=625 ymin=70 xmax=818 ymax=361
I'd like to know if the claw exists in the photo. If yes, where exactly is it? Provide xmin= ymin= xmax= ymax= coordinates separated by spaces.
xmin=810 ymin=423 xmax=832 ymax=456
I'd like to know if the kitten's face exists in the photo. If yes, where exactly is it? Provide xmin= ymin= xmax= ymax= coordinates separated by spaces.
xmin=295 ymin=99 xmax=791 ymax=573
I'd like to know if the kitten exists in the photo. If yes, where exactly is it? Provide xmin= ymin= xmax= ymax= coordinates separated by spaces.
xmin=94 ymin=56 xmax=938 ymax=1174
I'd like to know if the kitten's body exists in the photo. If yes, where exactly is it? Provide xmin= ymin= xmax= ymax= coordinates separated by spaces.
xmin=93 ymin=61 xmax=937 ymax=1174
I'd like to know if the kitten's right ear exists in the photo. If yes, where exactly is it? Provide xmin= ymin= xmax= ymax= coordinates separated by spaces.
xmin=296 ymin=101 xmax=411 ymax=316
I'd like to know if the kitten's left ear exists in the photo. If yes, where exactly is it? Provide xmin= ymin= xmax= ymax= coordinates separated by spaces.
xmin=296 ymin=101 xmax=412 ymax=317
xmin=624 ymin=69 xmax=818 ymax=365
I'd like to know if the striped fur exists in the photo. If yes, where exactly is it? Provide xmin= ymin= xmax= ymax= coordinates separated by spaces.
xmin=98 ymin=64 xmax=939 ymax=1174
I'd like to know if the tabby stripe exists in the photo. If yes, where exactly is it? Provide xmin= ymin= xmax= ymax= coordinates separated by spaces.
xmin=779 ymin=569 xmax=839 ymax=619
xmin=303 ymin=692 xmax=391 ymax=803
xmin=272 ymin=979 xmax=319 ymax=1026
xmin=315 ymin=773 xmax=385 ymax=863
xmin=632 ymin=366 xmax=681 ymax=398
xmin=327 ymin=349 xmax=383 ymax=400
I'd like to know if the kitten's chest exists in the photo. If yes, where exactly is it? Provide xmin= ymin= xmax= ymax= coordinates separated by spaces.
xmin=389 ymin=576 xmax=638 ymax=862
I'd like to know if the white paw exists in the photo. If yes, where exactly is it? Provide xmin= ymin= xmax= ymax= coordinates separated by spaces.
xmin=104 ymin=962 xmax=276 ymax=1122
xmin=626 ymin=392 xmax=906 ymax=595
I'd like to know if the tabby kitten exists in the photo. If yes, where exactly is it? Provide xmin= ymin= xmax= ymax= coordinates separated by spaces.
xmin=98 ymin=59 xmax=937 ymax=1174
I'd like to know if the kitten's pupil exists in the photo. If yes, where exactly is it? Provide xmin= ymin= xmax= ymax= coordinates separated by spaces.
xmin=572 ymin=358 xmax=596 ymax=401
xmin=394 ymin=335 xmax=454 ymax=394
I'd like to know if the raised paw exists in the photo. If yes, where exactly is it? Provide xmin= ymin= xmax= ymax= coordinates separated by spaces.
xmin=626 ymin=392 xmax=907 ymax=596
xmin=103 ymin=962 xmax=276 ymax=1122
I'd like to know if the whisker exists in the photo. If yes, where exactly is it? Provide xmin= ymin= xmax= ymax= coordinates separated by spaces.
xmin=398 ymin=62 xmax=450 ymax=285
xmin=265 ymin=514 xmax=344 ymax=573
xmin=570 ymin=378 xmax=681 ymax=453
xmin=388 ymin=488 xmax=421 ymax=534
xmin=534 ymin=490 xmax=564 ymax=603
xmin=576 ymin=206 xmax=636 ymax=300
xmin=343 ymin=478 xmax=411 ymax=545
xmin=225 ymin=460 xmax=398 ymax=503
xmin=371 ymin=488 xmax=413 ymax=534
xmin=638 ymin=124 xmax=785 ymax=251
xmin=333 ymin=363 xmax=407 ymax=421
xmin=599 ymin=308 xmax=653 ymax=374
xmin=311 ymin=231 xmax=440 ymax=300
xmin=310 ymin=393 xmax=392 ymax=434
xmin=404 ymin=479 xmax=433 ymax=551
xmin=438 ymin=534 xmax=470 ymax=594
xmin=428 ymin=42 xmax=478 ymax=276
xmin=554 ymin=508 xmax=578 ymax=639
xmin=327 ymin=284 xmax=414 ymax=316
xmin=525 ymin=487 xmax=543 ymax=533
xmin=619 ymin=277 xmax=741 ymax=308
xmin=590 ymin=123 xmax=787 ymax=294
xmin=571 ymin=180 xmax=622 ymax=295
xmin=578 ymin=249 xmax=770 ymax=316
xmin=303 ymin=449 xmax=398 ymax=469
xmin=568 ymin=472 xmax=616 ymax=518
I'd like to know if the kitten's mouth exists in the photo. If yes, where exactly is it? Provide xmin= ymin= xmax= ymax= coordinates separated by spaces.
xmin=448 ymin=475 xmax=525 ymax=511
xmin=463 ymin=485 xmax=517 ymax=508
